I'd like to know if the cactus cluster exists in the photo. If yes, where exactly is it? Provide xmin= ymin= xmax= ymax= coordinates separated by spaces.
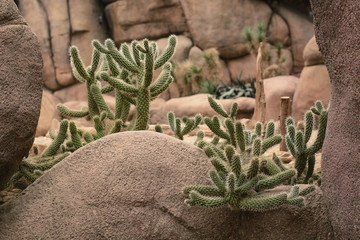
xmin=183 ymin=142 xmax=314 ymax=210
xmin=199 ymin=96 xmax=282 ymax=159
xmin=183 ymin=97 xmax=315 ymax=211
xmin=155 ymin=112 xmax=202 ymax=140
xmin=285 ymin=101 xmax=328 ymax=184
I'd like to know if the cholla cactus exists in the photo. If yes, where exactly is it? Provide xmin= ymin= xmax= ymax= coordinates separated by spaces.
xmin=160 ymin=112 xmax=202 ymax=140
xmin=285 ymin=101 xmax=328 ymax=183
xmin=183 ymin=145 xmax=310 ymax=211
xmin=92 ymin=35 xmax=177 ymax=130
xmin=203 ymin=96 xmax=282 ymax=158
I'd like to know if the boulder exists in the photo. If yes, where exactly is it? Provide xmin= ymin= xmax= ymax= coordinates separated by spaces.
xmin=291 ymin=65 xmax=331 ymax=121
xmin=263 ymin=75 xmax=298 ymax=121
xmin=105 ymin=0 xmax=187 ymax=44
xmin=180 ymin=0 xmax=272 ymax=59
xmin=267 ymin=13 xmax=290 ymax=46
xmin=277 ymin=5 xmax=314 ymax=73
xmin=35 ymin=91 xmax=61 ymax=137
xmin=303 ymin=36 xmax=324 ymax=67
xmin=0 ymin=0 xmax=43 ymax=190
xmin=0 ymin=131 xmax=332 ymax=239
xmin=312 ymin=1 xmax=360 ymax=238
xmin=54 ymin=83 xmax=88 ymax=103
xmin=227 ymin=55 xmax=256 ymax=82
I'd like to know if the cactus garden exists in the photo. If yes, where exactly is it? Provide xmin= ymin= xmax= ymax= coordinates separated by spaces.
xmin=1 ymin=0 xmax=359 ymax=239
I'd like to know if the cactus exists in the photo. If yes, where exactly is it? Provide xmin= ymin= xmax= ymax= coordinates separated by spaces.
xmin=163 ymin=112 xmax=202 ymax=140
xmin=93 ymin=35 xmax=177 ymax=130
xmin=203 ymin=97 xmax=281 ymax=158
xmin=285 ymin=101 xmax=328 ymax=183
xmin=183 ymin=145 xmax=309 ymax=211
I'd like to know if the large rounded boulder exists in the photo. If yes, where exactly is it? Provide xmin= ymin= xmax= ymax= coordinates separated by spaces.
xmin=0 ymin=131 xmax=332 ymax=239
xmin=0 ymin=0 xmax=43 ymax=190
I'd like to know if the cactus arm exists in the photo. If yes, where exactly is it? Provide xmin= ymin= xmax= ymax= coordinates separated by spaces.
xmin=235 ymin=122 xmax=246 ymax=152
xmin=304 ymin=154 xmax=315 ymax=183
xmin=255 ymin=122 xmax=262 ymax=137
xmin=101 ymin=85 xmax=114 ymax=94
xmin=299 ymin=185 xmax=316 ymax=196
xmin=100 ymin=72 xmax=139 ymax=93
xmin=260 ymin=135 xmax=282 ymax=154
xmin=260 ymin=159 xmax=281 ymax=175
xmin=42 ymin=120 xmax=69 ymax=157
xmin=93 ymin=116 xmax=104 ymax=139
xmin=288 ymin=185 xmax=300 ymax=199
xmin=210 ymin=158 xmax=229 ymax=175
xmin=149 ymin=62 xmax=171 ymax=93
xmin=204 ymin=116 xmax=230 ymax=141
xmin=109 ymin=119 xmax=123 ymax=134
xmin=231 ymin=155 xmax=242 ymax=178
xmin=272 ymin=153 xmax=287 ymax=171
xmin=235 ymin=175 xmax=260 ymax=195
xmin=90 ymin=84 xmax=115 ymax=120
xmin=131 ymin=40 xmax=141 ymax=66
xmin=252 ymin=138 xmax=261 ymax=156
xmin=183 ymin=186 xmax=225 ymax=197
xmin=304 ymin=111 xmax=314 ymax=144
xmin=88 ymin=48 xmax=101 ymax=77
xmin=57 ymin=104 xmax=89 ymax=118
xmin=69 ymin=46 xmax=90 ymax=81
xmin=209 ymin=170 xmax=227 ymax=192
xmin=185 ymin=190 xmax=227 ymax=207
xmin=236 ymin=194 xmax=287 ymax=211
xmin=285 ymin=136 xmax=297 ymax=158
xmin=121 ymin=43 xmax=136 ymax=66
xmin=84 ymin=131 xmax=94 ymax=143
xmin=255 ymin=169 xmax=296 ymax=192
xmin=229 ymin=102 xmax=238 ymax=118
xmin=154 ymin=35 xmax=177 ymax=70
xmin=69 ymin=122 xmax=82 ymax=150
xmin=142 ymin=41 xmax=155 ymax=88
xmin=306 ymin=110 xmax=328 ymax=156
xmin=265 ymin=121 xmax=275 ymax=138
xmin=150 ymin=76 xmax=173 ymax=99
xmin=225 ymin=119 xmax=236 ymax=147
xmin=208 ymin=96 xmax=229 ymax=118
xmin=247 ymin=158 xmax=259 ymax=179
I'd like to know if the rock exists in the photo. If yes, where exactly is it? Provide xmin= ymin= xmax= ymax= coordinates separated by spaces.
xmin=18 ymin=0 xmax=59 ymax=90
xmin=277 ymin=5 xmax=314 ymax=73
xmin=267 ymin=13 xmax=290 ymax=46
xmin=154 ymin=94 xmax=255 ymax=124
xmin=19 ymin=0 xmax=108 ymax=90
xmin=303 ymin=36 xmax=324 ymax=67
xmin=0 ymin=0 xmax=43 ymax=190
xmin=69 ymin=0 xmax=108 ymax=66
xmin=105 ymin=0 xmax=187 ymax=44
xmin=263 ymin=75 xmax=298 ymax=121
xmin=291 ymin=65 xmax=331 ymax=121
xmin=227 ymin=55 xmax=256 ymax=82
xmin=180 ymin=0 xmax=272 ymax=59
xmin=312 ymin=1 xmax=360 ymax=237
xmin=0 ymin=131 xmax=332 ymax=239
xmin=54 ymin=83 xmax=88 ymax=103
xmin=35 ymin=91 xmax=61 ymax=137
xmin=266 ymin=47 xmax=293 ymax=76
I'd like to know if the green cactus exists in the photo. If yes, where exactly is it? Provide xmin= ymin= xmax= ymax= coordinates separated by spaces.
xmin=285 ymin=101 xmax=328 ymax=183
xmin=93 ymin=35 xmax=177 ymax=130
xmin=183 ymin=145 xmax=307 ymax=211
xmin=163 ymin=112 xmax=202 ymax=140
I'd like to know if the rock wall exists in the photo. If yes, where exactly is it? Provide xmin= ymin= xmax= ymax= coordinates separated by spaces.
xmin=17 ymin=0 xmax=314 ymax=91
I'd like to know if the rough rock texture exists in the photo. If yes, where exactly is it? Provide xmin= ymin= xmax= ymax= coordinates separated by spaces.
xmin=311 ymin=0 xmax=360 ymax=238
xmin=263 ymin=75 xmax=298 ymax=121
xmin=180 ymin=0 xmax=272 ymax=59
xmin=0 ymin=0 xmax=43 ymax=190
xmin=35 ymin=91 xmax=60 ymax=137
xmin=18 ymin=0 xmax=108 ymax=90
xmin=105 ymin=0 xmax=187 ymax=44
xmin=303 ymin=36 xmax=324 ymax=66
xmin=291 ymin=65 xmax=331 ymax=121
xmin=0 ymin=131 xmax=332 ymax=239
xmin=277 ymin=5 xmax=314 ymax=73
